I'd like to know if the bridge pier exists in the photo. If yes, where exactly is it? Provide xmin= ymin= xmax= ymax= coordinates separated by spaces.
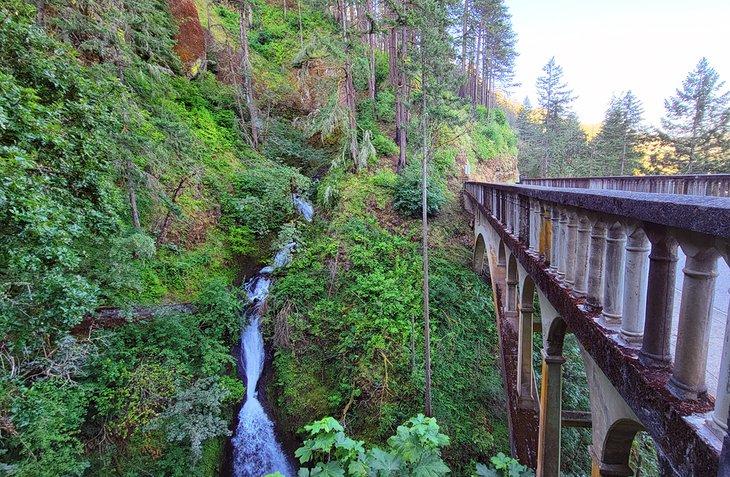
xmin=537 ymin=352 xmax=565 ymax=477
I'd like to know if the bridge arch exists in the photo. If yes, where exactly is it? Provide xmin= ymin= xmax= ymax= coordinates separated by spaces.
xmin=473 ymin=233 xmax=487 ymax=275
xmin=498 ymin=239 xmax=506 ymax=268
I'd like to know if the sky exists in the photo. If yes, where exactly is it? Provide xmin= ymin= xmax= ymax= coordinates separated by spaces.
xmin=505 ymin=0 xmax=730 ymax=127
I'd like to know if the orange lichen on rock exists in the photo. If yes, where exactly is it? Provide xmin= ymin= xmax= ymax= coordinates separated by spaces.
xmin=168 ymin=0 xmax=206 ymax=75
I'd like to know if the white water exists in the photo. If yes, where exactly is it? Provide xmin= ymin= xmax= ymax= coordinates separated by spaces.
xmin=292 ymin=194 xmax=314 ymax=222
xmin=231 ymin=197 xmax=313 ymax=476
xmin=231 ymin=274 xmax=293 ymax=477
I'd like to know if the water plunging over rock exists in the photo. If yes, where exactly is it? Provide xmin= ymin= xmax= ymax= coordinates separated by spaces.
xmin=231 ymin=273 xmax=293 ymax=477
xmin=292 ymin=194 xmax=314 ymax=222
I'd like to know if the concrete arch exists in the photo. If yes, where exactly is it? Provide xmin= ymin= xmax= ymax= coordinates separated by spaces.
xmin=546 ymin=317 xmax=568 ymax=357
xmin=474 ymin=233 xmax=487 ymax=275
xmin=506 ymin=253 xmax=518 ymax=316
xmin=517 ymin=274 xmax=538 ymax=406
xmin=599 ymin=418 xmax=644 ymax=474
xmin=498 ymin=239 xmax=506 ymax=267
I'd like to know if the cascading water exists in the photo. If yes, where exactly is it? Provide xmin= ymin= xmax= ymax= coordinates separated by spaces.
xmin=231 ymin=272 xmax=293 ymax=477
xmin=231 ymin=195 xmax=313 ymax=477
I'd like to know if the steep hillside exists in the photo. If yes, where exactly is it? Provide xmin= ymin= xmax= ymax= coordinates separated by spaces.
xmin=0 ymin=0 xmax=519 ymax=475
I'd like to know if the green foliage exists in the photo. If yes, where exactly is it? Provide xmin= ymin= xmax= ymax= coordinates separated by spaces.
xmin=223 ymin=160 xmax=310 ymax=236
xmin=393 ymin=161 xmax=448 ymax=217
xmin=473 ymin=453 xmax=533 ymax=477
xmin=296 ymin=415 xmax=450 ymax=477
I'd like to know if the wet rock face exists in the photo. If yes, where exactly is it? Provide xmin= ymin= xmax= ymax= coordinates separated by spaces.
xmin=168 ymin=0 xmax=206 ymax=76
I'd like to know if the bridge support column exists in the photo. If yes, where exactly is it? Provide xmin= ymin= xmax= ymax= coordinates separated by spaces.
xmin=668 ymin=245 xmax=719 ymax=399
xmin=564 ymin=212 xmax=578 ymax=289
xmin=639 ymin=233 xmax=678 ymax=367
xmin=537 ymin=352 xmax=564 ymax=477
xmin=549 ymin=206 xmax=560 ymax=275
xmin=620 ymin=229 xmax=650 ymax=345
xmin=602 ymin=223 xmax=626 ymax=327
xmin=587 ymin=221 xmax=607 ymax=310
xmin=518 ymin=304 xmax=535 ymax=407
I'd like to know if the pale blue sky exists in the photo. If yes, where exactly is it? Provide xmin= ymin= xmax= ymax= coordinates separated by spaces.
xmin=506 ymin=0 xmax=730 ymax=126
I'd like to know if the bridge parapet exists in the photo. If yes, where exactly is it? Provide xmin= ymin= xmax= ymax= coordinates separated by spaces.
xmin=520 ymin=174 xmax=730 ymax=196
xmin=464 ymin=181 xmax=730 ymax=476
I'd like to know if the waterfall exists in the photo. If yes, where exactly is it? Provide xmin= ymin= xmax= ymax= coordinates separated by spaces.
xmin=231 ymin=273 xmax=293 ymax=477
xmin=292 ymin=194 xmax=314 ymax=222
xmin=231 ymin=197 xmax=313 ymax=476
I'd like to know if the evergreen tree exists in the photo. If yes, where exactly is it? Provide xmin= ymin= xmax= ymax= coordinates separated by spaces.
xmin=536 ymin=57 xmax=576 ymax=129
xmin=593 ymin=91 xmax=644 ymax=175
xmin=661 ymin=57 xmax=730 ymax=173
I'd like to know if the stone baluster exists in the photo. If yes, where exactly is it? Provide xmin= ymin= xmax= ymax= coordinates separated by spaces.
xmin=573 ymin=215 xmax=591 ymax=297
xmin=549 ymin=205 xmax=560 ymax=275
xmin=513 ymin=194 xmax=520 ymax=237
xmin=602 ymin=222 xmax=626 ymax=327
xmin=557 ymin=209 xmax=568 ymax=282
xmin=620 ymin=228 xmax=651 ymax=344
xmin=564 ymin=211 xmax=578 ymax=289
xmin=639 ymin=231 xmax=678 ymax=367
xmin=529 ymin=199 xmax=539 ymax=254
xmin=667 ymin=242 xmax=719 ymax=400
xmin=712 ymin=285 xmax=730 ymax=433
xmin=519 ymin=195 xmax=530 ymax=243
xmin=540 ymin=205 xmax=550 ymax=260
xmin=586 ymin=220 xmax=607 ymax=310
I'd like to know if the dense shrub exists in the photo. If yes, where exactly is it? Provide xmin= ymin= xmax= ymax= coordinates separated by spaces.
xmin=393 ymin=161 xmax=448 ymax=217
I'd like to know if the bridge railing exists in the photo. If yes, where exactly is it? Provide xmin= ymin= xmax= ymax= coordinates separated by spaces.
xmin=465 ymin=181 xmax=730 ymax=440
xmin=519 ymin=174 xmax=730 ymax=196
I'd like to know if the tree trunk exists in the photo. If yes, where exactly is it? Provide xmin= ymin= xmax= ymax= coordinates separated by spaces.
xmin=367 ymin=0 xmax=376 ymax=102
xmin=396 ymin=13 xmax=407 ymax=171
xmin=471 ymin=21 xmax=482 ymax=112
xmin=127 ymin=165 xmax=141 ymax=229
xmin=421 ymin=40 xmax=432 ymax=418
xmin=340 ymin=0 xmax=359 ymax=167
xmin=239 ymin=0 xmax=259 ymax=150
xmin=297 ymin=0 xmax=303 ymax=47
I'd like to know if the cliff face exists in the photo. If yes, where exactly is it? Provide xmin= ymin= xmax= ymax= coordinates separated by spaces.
xmin=169 ymin=0 xmax=206 ymax=76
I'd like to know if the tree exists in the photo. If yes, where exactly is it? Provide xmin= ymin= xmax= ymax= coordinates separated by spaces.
xmin=535 ymin=57 xmax=577 ymax=175
xmin=536 ymin=57 xmax=576 ymax=129
xmin=661 ymin=57 xmax=730 ymax=173
xmin=593 ymin=91 xmax=644 ymax=175
xmin=238 ymin=0 xmax=260 ymax=150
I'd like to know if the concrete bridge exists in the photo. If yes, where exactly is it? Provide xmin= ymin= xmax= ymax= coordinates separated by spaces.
xmin=463 ymin=175 xmax=730 ymax=476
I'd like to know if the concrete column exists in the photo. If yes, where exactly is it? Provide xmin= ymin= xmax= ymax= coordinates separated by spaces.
xmin=564 ymin=212 xmax=579 ymax=289
xmin=587 ymin=221 xmax=607 ymax=310
xmin=639 ymin=234 xmax=678 ymax=367
xmin=602 ymin=223 xmax=626 ymax=327
xmin=518 ymin=304 xmax=535 ymax=406
xmin=557 ymin=209 xmax=568 ymax=282
xmin=513 ymin=194 xmax=520 ymax=237
xmin=549 ymin=206 xmax=560 ymax=275
xmin=573 ymin=215 xmax=591 ymax=297
xmin=506 ymin=277 xmax=518 ymax=318
xmin=537 ymin=352 xmax=564 ymax=477
xmin=519 ymin=195 xmax=530 ymax=243
xmin=667 ymin=246 xmax=719 ymax=400
xmin=620 ymin=229 xmax=650 ymax=345
xmin=712 ymin=289 xmax=730 ymax=431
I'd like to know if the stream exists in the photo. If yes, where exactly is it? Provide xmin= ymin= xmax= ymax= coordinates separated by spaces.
xmin=230 ymin=195 xmax=313 ymax=477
